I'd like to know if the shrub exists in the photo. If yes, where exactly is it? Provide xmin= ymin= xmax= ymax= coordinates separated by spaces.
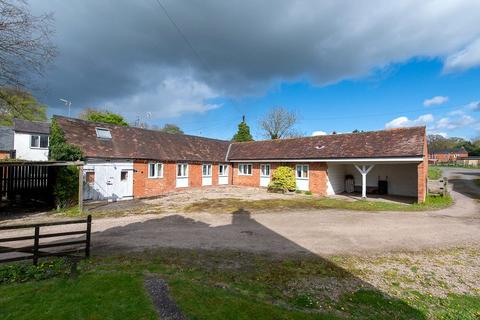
xmin=53 ymin=166 xmax=79 ymax=209
xmin=304 ymin=191 xmax=313 ymax=195
xmin=0 ymin=258 xmax=71 ymax=284
xmin=268 ymin=166 xmax=296 ymax=193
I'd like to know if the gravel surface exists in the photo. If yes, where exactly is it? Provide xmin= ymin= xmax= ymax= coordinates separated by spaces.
xmin=144 ymin=277 xmax=186 ymax=320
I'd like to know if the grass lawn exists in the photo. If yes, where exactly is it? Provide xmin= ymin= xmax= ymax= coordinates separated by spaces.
xmin=428 ymin=167 xmax=443 ymax=180
xmin=182 ymin=195 xmax=453 ymax=213
xmin=1 ymin=248 xmax=479 ymax=319
xmin=475 ymin=179 xmax=480 ymax=188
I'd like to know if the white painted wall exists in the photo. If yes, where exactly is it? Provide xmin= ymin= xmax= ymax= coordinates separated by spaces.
xmin=343 ymin=163 xmax=418 ymax=197
xmin=13 ymin=132 xmax=49 ymax=161
xmin=83 ymin=159 xmax=134 ymax=201
xmin=326 ymin=163 xmax=346 ymax=195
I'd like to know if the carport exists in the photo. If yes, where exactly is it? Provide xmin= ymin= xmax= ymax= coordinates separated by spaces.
xmin=0 ymin=160 xmax=85 ymax=214
xmin=326 ymin=158 xmax=425 ymax=201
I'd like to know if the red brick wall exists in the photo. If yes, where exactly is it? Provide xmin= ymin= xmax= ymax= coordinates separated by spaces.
xmin=133 ymin=161 xmax=228 ymax=198
xmin=0 ymin=151 xmax=10 ymax=160
xmin=417 ymin=134 xmax=429 ymax=202
xmin=232 ymin=163 xmax=260 ymax=187
xmin=309 ymin=162 xmax=328 ymax=196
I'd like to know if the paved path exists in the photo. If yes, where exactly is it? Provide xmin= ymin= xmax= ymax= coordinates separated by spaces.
xmin=88 ymin=168 xmax=480 ymax=256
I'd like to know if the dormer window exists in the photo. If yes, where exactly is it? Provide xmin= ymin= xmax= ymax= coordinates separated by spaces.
xmin=95 ymin=128 xmax=112 ymax=139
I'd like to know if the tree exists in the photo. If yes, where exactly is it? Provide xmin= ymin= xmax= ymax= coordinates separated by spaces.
xmin=0 ymin=0 xmax=56 ymax=87
xmin=160 ymin=124 xmax=184 ymax=134
xmin=259 ymin=107 xmax=299 ymax=139
xmin=232 ymin=116 xmax=253 ymax=142
xmin=0 ymin=87 xmax=47 ymax=125
xmin=79 ymin=109 xmax=128 ymax=126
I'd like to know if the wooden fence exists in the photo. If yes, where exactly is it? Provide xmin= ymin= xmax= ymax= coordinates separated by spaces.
xmin=0 ymin=163 xmax=55 ymax=201
xmin=0 ymin=215 xmax=91 ymax=265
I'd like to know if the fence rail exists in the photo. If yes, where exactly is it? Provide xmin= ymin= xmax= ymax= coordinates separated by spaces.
xmin=0 ymin=215 xmax=91 ymax=265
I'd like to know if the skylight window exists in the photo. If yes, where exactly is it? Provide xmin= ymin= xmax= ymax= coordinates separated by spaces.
xmin=95 ymin=128 xmax=112 ymax=139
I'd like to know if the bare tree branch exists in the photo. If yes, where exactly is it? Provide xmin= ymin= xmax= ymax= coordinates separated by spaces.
xmin=0 ymin=0 xmax=56 ymax=88
xmin=259 ymin=107 xmax=300 ymax=139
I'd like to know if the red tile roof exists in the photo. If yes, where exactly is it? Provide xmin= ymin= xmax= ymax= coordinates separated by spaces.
xmin=227 ymin=127 xmax=426 ymax=160
xmin=55 ymin=116 xmax=230 ymax=162
xmin=55 ymin=116 xmax=426 ymax=162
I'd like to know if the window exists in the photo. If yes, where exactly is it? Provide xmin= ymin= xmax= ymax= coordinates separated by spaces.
xmin=148 ymin=163 xmax=163 ymax=178
xmin=238 ymin=163 xmax=252 ymax=175
xmin=202 ymin=164 xmax=212 ymax=177
xmin=95 ymin=128 xmax=112 ymax=139
xmin=85 ymin=171 xmax=95 ymax=184
xmin=121 ymin=171 xmax=128 ymax=181
xmin=30 ymin=135 xmax=49 ymax=149
xmin=219 ymin=164 xmax=228 ymax=176
xmin=177 ymin=163 xmax=188 ymax=177
xmin=296 ymin=164 xmax=309 ymax=179
xmin=260 ymin=164 xmax=270 ymax=177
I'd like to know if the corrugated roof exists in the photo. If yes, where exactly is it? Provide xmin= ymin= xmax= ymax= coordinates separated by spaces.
xmin=0 ymin=126 xmax=14 ymax=151
xmin=13 ymin=119 xmax=50 ymax=134
xmin=55 ymin=116 xmax=231 ymax=162
xmin=228 ymin=127 xmax=426 ymax=160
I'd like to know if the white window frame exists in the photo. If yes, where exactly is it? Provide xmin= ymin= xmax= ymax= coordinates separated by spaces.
xmin=219 ymin=164 xmax=229 ymax=177
xmin=148 ymin=162 xmax=163 ymax=178
xmin=177 ymin=163 xmax=188 ymax=178
xmin=202 ymin=163 xmax=212 ymax=177
xmin=238 ymin=163 xmax=253 ymax=176
xmin=95 ymin=127 xmax=112 ymax=139
xmin=296 ymin=164 xmax=309 ymax=179
xmin=260 ymin=164 xmax=270 ymax=177
xmin=30 ymin=134 xmax=49 ymax=149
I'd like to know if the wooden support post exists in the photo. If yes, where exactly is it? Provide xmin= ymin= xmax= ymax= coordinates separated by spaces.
xmin=85 ymin=215 xmax=92 ymax=258
xmin=33 ymin=226 xmax=40 ymax=265
xmin=78 ymin=165 xmax=83 ymax=213
xmin=354 ymin=164 xmax=375 ymax=199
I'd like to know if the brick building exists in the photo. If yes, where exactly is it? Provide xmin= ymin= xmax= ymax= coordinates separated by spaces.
xmin=56 ymin=116 xmax=428 ymax=203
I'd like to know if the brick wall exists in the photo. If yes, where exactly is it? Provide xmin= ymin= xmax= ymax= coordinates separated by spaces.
xmin=417 ymin=135 xmax=429 ymax=203
xmin=230 ymin=161 xmax=329 ymax=196
xmin=133 ymin=161 xmax=229 ymax=198
xmin=0 ymin=151 xmax=10 ymax=160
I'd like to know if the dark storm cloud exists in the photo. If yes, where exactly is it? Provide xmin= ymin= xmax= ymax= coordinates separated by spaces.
xmin=29 ymin=0 xmax=480 ymax=119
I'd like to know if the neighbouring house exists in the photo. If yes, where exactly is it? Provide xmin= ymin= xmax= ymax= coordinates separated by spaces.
xmin=0 ymin=126 xmax=14 ymax=159
xmin=55 ymin=116 xmax=428 ymax=203
xmin=13 ymin=119 xmax=50 ymax=161
xmin=457 ymin=156 xmax=480 ymax=167
xmin=429 ymin=147 xmax=468 ymax=163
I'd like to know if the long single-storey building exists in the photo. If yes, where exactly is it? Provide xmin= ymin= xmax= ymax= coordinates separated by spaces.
xmin=55 ymin=116 xmax=428 ymax=203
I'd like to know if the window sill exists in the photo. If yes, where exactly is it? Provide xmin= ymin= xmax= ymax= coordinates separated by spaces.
xmin=30 ymin=147 xmax=49 ymax=150
xmin=148 ymin=176 xmax=163 ymax=179
xmin=296 ymin=177 xmax=309 ymax=180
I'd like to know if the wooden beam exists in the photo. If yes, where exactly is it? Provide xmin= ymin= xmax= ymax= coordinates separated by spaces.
xmin=78 ymin=165 xmax=83 ymax=213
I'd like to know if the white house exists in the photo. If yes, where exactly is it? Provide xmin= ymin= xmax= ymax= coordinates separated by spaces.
xmin=13 ymin=119 xmax=50 ymax=161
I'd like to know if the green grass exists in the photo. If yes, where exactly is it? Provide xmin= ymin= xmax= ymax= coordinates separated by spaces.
xmin=0 ymin=249 xmax=479 ymax=319
xmin=428 ymin=167 xmax=443 ymax=180
xmin=475 ymin=179 xmax=480 ymax=188
xmin=183 ymin=195 xmax=452 ymax=213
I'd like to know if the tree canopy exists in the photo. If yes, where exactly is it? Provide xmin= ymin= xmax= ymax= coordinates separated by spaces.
xmin=232 ymin=116 xmax=253 ymax=142
xmin=79 ymin=109 xmax=128 ymax=126
xmin=159 ymin=124 xmax=184 ymax=134
xmin=427 ymin=134 xmax=480 ymax=156
xmin=0 ymin=87 xmax=47 ymax=126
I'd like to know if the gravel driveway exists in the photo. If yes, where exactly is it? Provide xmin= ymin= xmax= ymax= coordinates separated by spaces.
xmin=2 ymin=168 xmax=479 ymax=256
xmin=86 ymin=168 xmax=480 ymax=256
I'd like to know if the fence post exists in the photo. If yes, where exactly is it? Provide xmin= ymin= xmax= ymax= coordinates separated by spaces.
xmin=85 ymin=215 xmax=92 ymax=258
xmin=33 ymin=226 xmax=40 ymax=265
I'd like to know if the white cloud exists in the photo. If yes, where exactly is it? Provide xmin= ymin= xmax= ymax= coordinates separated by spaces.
xmin=385 ymin=114 xmax=434 ymax=129
xmin=466 ymin=101 xmax=480 ymax=111
xmin=435 ymin=115 xmax=475 ymax=130
xmin=311 ymin=131 xmax=327 ymax=136
xmin=444 ymin=38 xmax=480 ymax=73
xmin=423 ymin=96 xmax=449 ymax=106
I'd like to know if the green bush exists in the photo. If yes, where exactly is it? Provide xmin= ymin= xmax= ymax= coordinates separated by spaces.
xmin=268 ymin=166 xmax=296 ymax=193
xmin=53 ymin=166 xmax=79 ymax=209
xmin=0 ymin=258 xmax=70 ymax=284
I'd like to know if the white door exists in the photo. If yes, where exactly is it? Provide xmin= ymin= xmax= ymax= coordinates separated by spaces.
xmin=83 ymin=161 xmax=134 ymax=201
xmin=296 ymin=164 xmax=309 ymax=191
xmin=176 ymin=163 xmax=189 ymax=188
xmin=260 ymin=164 xmax=271 ymax=187
xmin=202 ymin=164 xmax=212 ymax=186
xmin=218 ymin=164 xmax=229 ymax=185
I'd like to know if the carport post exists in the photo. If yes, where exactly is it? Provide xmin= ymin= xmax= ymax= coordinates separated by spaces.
xmin=78 ymin=164 xmax=83 ymax=213
xmin=354 ymin=165 xmax=375 ymax=198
